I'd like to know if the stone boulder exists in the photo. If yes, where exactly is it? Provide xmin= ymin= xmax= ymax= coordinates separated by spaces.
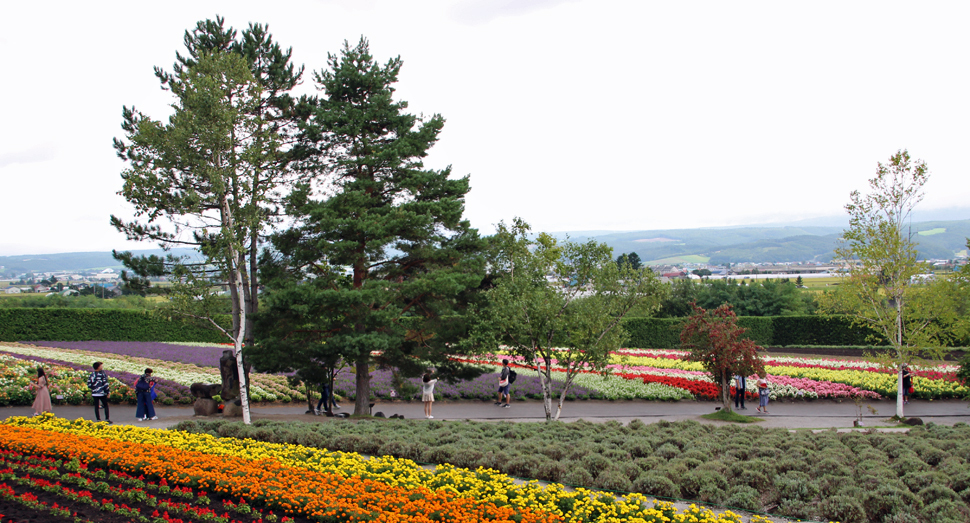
xmin=193 ymin=398 xmax=220 ymax=417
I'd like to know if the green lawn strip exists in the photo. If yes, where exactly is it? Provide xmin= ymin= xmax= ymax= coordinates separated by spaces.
xmin=701 ymin=410 xmax=761 ymax=423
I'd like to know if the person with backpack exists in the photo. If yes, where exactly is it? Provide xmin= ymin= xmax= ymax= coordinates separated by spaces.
xmin=496 ymin=359 xmax=515 ymax=408
xmin=134 ymin=368 xmax=157 ymax=421
xmin=86 ymin=362 xmax=112 ymax=424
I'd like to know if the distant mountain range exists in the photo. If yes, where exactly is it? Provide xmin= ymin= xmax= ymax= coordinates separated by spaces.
xmin=560 ymin=219 xmax=970 ymax=265
xmin=0 ymin=249 xmax=201 ymax=277
xmin=2 ymin=215 xmax=969 ymax=276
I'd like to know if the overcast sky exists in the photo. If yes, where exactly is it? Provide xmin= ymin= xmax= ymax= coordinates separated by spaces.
xmin=2 ymin=1 xmax=969 ymax=256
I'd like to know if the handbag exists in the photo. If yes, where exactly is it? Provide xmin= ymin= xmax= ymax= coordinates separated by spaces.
xmin=908 ymin=386 xmax=915 ymax=394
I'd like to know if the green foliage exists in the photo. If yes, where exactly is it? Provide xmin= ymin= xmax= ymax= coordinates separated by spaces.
xmin=257 ymin=38 xmax=486 ymax=416
xmin=477 ymin=219 xmax=666 ymax=420
xmin=0 ymin=308 xmax=228 ymax=342
xmin=618 ymin=314 xmax=942 ymax=349
xmin=112 ymin=17 xmax=303 ymax=348
xmin=656 ymin=278 xmax=816 ymax=318
xmin=821 ymin=150 xmax=962 ymax=417
xmin=0 ymin=294 xmax=160 ymax=310
xmin=680 ymin=304 xmax=766 ymax=411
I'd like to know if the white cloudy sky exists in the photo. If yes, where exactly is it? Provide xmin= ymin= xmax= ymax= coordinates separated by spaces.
xmin=2 ymin=0 xmax=969 ymax=256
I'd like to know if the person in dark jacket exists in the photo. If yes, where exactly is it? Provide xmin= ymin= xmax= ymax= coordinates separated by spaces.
xmin=902 ymin=365 xmax=913 ymax=405
xmin=86 ymin=362 xmax=112 ymax=424
xmin=134 ymin=368 xmax=157 ymax=420
xmin=734 ymin=374 xmax=746 ymax=410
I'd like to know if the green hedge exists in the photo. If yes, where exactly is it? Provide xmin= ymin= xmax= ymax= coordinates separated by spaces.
xmin=770 ymin=315 xmax=885 ymax=346
xmin=622 ymin=315 xmax=895 ymax=349
xmin=0 ymin=308 xmax=228 ymax=343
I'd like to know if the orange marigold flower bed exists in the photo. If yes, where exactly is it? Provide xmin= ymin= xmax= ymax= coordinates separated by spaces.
xmin=0 ymin=424 xmax=561 ymax=523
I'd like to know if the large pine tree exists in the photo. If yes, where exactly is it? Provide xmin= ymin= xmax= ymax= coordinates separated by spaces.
xmin=259 ymin=38 xmax=484 ymax=416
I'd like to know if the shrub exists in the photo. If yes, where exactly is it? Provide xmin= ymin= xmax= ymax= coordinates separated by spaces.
xmin=901 ymin=471 xmax=951 ymax=493
xmin=0 ymin=308 xmax=228 ymax=342
xmin=654 ymin=442 xmax=680 ymax=460
xmin=561 ymin=467 xmax=595 ymax=488
xmin=680 ymin=468 xmax=728 ymax=499
xmin=723 ymin=485 xmax=761 ymax=513
xmin=593 ymin=467 xmax=633 ymax=493
xmin=817 ymin=495 xmax=867 ymax=523
xmin=921 ymin=500 xmax=970 ymax=523
xmin=775 ymin=470 xmax=818 ymax=503
xmin=818 ymin=474 xmax=853 ymax=498
xmin=891 ymin=456 xmax=929 ymax=476
xmin=505 ymin=454 xmax=544 ymax=479
xmin=536 ymin=460 xmax=569 ymax=483
xmin=918 ymin=483 xmax=961 ymax=506
xmin=622 ymin=438 xmax=654 ymax=458
xmin=862 ymin=484 xmax=923 ymax=521
xmin=581 ymin=453 xmax=612 ymax=477
xmin=423 ymin=444 xmax=461 ymax=465
xmin=814 ymin=457 xmax=851 ymax=478
xmin=632 ymin=472 xmax=680 ymax=499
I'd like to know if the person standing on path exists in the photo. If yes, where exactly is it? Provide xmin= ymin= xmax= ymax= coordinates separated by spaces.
xmin=87 ymin=362 xmax=112 ymax=424
xmin=734 ymin=374 xmax=746 ymax=410
xmin=32 ymin=367 xmax=52 ymax=416
xmin=902 ymin=365 xmax=913 ymax=405
xmin=134 ymin=368 xmax=157 ymax=421
xmin=496 ymin=359 xmax=511 ymax=408
xmin=756 ymin=375 xmax=770 ymax=414
xmin=422 ymin=373 xmax=439 ymax=419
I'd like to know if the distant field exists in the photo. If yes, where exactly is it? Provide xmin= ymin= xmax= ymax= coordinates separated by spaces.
xmin=646 ymin=254 xmax=711 ymax=264
xmin=800 ymin=276 xmax=841 ymax=289
xmin=918 ymin=227 xmax=946 ymax=236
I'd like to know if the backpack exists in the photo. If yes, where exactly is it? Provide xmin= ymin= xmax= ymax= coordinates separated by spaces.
xmin=508 ymin=369 xmax=517 ymax=384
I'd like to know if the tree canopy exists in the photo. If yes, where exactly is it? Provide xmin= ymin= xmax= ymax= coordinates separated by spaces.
xmin=680 ymin=303 xmax=766 ymax=412
xmin=480 ymin=219 xmax=666 ymax=421
xmin=255 ymin=38 xmax=486 ymax=416
xmin=819 ymin=150 xmax=959 ymax=417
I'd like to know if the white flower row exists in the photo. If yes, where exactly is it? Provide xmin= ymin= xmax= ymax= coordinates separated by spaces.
xmin=0 ymin=345 xmax=274 ymax=399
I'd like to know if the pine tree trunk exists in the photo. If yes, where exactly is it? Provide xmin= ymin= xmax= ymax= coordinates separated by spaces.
xmin=354 ymin=357 xmax=370 ymax=417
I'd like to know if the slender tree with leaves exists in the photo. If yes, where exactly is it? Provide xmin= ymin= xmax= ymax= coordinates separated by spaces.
xmin=112 ymin=17 xmax=304 ymax=348
xmin=481 ymin=219 xmax=666 ymax=421
xmin=819 ymin=150 xmax=960 ymax=417
xmin=112 ymin=48 xmax=281 ymax=423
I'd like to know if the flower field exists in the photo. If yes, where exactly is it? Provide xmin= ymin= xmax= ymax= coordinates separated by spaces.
xmin=452 ymin=349 xmax=968 ymax=402
xmin=0 ymin=342 xmax=302 ymax=406
xmin=0 ymin=415 xmax=769 ymax=523
xmin=3 ymin=340 xmax=967 ymax=407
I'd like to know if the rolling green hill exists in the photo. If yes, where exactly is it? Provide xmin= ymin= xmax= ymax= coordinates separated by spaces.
xmin=563 ymin=220 xmax=970 ymax=265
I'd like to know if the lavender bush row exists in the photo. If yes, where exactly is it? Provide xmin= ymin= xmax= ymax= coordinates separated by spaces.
xmin=332 ymin=368 xmax=599 ymax=401
xmin=21 ymin=341 xmax=228 ymax=369
xmin=0 ymin=350 xmax=193 ymax=405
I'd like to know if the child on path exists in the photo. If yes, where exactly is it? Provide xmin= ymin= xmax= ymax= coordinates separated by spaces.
xmin=32 ymin=367 xmax=52 ymax=416
xmin=86 ymin=362 xmax=112 ymax=424
xmin=422 ymin=373 xmax=438 ymax=419
xmin=757 ymin=375 xmax=770 ymax=414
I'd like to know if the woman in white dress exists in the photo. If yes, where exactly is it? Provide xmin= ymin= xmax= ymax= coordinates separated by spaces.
xmin=422 ymin=373 xmax=438 ymax=419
